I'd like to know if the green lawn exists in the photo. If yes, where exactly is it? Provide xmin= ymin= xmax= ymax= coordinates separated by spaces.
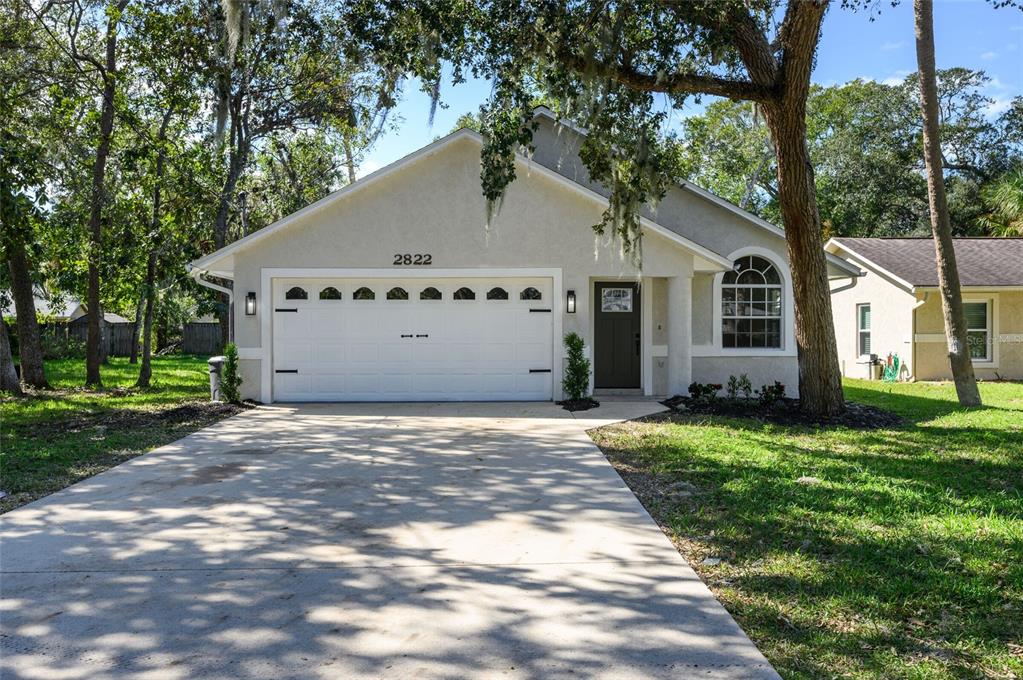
xmin=591 ymin=380 xmax=1023 ymax=680
xmin=0 ymin=355 xmax=241 ymax=513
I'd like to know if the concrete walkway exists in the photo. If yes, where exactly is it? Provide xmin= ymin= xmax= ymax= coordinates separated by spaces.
xmin=1 ymin=402 xmax=779 ymax=680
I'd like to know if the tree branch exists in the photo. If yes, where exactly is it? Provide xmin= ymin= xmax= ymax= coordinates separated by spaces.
xmin=553 ymin=49 xmax=773 ymax=102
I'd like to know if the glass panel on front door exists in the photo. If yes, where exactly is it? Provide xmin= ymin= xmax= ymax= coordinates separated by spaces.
xmin=601 ymin=287 xmax=633 ymax=312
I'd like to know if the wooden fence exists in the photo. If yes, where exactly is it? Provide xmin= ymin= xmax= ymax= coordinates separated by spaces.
xmin=182 ymin=322 xmax=222 ymax=355
xmin=67 ymin=319 xmax=135 ymax=356
xmin=8 ymin=319 xmax=222 ymax=358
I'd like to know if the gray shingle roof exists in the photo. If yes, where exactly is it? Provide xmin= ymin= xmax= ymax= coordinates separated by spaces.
xmin=831 ymin=238 xmax=1023 ymax=287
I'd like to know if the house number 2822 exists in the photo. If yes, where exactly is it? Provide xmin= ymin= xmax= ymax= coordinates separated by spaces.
xmin=393 ymin=253 xmax=432 ymax=265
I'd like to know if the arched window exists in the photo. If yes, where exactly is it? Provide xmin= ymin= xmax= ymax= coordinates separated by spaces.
xmin=453 ymin=287 xmax=476 ymax=300
xmin=386 ymin=287 xmax=409 ymax=300
xmin=352 ymin=287 xmax=375 ymax=300
xmin=285 ymin=286 xmax=308 ymax=300
xmin=519 ymin=287 xmax=542 ymax=301
xmin=420 ymin=287 xmax=442 ymax=300
xmin=486 ymin=287 xmax=509 ymax=300
xmin=318 ymin=286 xmax=342 ymax=300
xmin=722 ymin=255 xmax=782 ymax=348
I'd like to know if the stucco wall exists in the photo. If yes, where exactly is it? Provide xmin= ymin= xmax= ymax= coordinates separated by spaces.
xmin=691 ymin=357 xmax=800 ymax=398
xmin=829 ymin=256 xmax=916 ymax=379
xmin=914 ymin=290 xmax=1023 ymax=380
xmin=225 ymin=133 xmax=798 ymax=401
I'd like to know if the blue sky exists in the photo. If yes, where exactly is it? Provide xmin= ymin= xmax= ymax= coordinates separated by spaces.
xmin=359 ymin=1 xmax=1023 ymax=176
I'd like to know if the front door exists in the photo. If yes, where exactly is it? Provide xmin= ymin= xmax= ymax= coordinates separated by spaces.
xmin=593 ymin=282 xmax=641 ymax=388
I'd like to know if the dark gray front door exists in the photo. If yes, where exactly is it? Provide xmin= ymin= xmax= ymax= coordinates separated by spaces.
xmin=594 ymin=282 xmax=641 ymax=388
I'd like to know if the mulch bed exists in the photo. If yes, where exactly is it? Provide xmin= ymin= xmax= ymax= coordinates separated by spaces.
xmin=658 ymin=395 xmax=903 ymax=429
xmin=557 ymin=397 xmax=601 ymax=412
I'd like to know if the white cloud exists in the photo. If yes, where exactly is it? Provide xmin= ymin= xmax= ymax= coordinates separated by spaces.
xmin=880 ymin=69 xmax=913 ymax=86
xmin=880 ymin=40 xmax=906 ymax=52
xmin=355 ymin=159 xmax=383 ymax=179
xmin=985 ymin=96 xmax=1014 ymax=116
xmin=981 ymin=50 xmax=998 ymax=60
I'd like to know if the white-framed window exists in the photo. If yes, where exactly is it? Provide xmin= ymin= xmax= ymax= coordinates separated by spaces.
xmin=721 ymin=255 xmax=783 ymax=348
xmin=857 ymin=303 xmax=871 ymax=357
xmin=964 ymin=301 xmax=991 ymax=361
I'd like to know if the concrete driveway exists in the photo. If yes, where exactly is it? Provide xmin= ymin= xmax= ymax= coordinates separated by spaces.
xmin=1 ymin=402 xmax=778 ymax=679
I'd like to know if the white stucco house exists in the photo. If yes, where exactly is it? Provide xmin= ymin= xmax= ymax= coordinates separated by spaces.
xmin=827 ymin=237 xmax=1023 ymax=381
xmin=188 ymin=108 xmax=860 ymax=403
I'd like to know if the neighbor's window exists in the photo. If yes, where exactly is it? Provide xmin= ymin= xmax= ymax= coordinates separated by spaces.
xmin=857 ymin=304 xmax=871 ymax=356
xmin=964 ymin=301 xmax=991 ymax=361
xmin=721 ymin=255 xmax=782 ymax=349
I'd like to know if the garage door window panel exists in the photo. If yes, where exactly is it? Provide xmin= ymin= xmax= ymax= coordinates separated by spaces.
xmin=420 ymin=287 xmax=442 ymax=300
xmin=454 ymin=287 xmax=476 ymax=300
xmin=353 ymin=287 xmax=375 ymax=300
xmin=319 ymin=286 xmax=342 ymax=300
xmin=285 ymin=286 xmax=308 ymax=300
xmin=487 ymin=287 xmax=509 ymax=301
xmin=387 ymin=287 xmax=409 ymax=300
xmin=520 ymin=287 xmax=542 ymax=301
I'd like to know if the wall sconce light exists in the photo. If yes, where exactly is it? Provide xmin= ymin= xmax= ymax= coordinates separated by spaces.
xmin=566 ymin=290 xmax=576 ymax=314
xmin=245 ymin=292 xmax=256 ymax=316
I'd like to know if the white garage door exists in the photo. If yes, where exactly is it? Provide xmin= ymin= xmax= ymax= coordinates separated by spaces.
xmin=271 ymin=277 xmax=554 ymax=401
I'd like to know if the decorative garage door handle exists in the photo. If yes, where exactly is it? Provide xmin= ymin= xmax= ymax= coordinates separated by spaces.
xmin=529 ymin=308 xmax=552 ymax=313
xmin=416 ymin=334 xmax=429 ymax=338
xmin=275 ymin=308 xmax=298 ymax=312
xmin=275 ymin=369 xmax=298 ymax=373
xmin=529 ymin=369 xmax=552 ymax=373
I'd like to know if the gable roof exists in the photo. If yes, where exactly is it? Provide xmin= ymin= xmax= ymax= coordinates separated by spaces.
xmin=190 ymin=110 xmax=859 ymax=279
xmin=1 ymin=292 xmax=84 ymax=320
xmin=189 ymin=127 xmax=732 ymax=276
xmin=827 ymin=237 xmax=1023 ymax=289
xmin=531 ymin=107 xmax=860 ymax=278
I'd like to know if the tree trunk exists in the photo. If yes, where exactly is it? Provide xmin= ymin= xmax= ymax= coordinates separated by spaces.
xmin=84 ymin=5 xmax=126 ymax=388
xmin=136 ymin=252 xmax=157 ymax=387
xmin=129 ymin=292 xmax=144 ymax=363
xmin=5 ymin=239 xmax=48 ymax=388
xmin=343 ymin=136 xmax=357 ymax=184
xmin=136 ymin=104 xmax=173 ymax=383
xmin=1 ymin=316 xmax=22 ymax=395
xmin=914 ymin=0 xmax=981 ymax=406
xmin=156 ymin=306 xmax=168 ymax=352
xmin=763 ymin=102 xmax=845 ymax=416
xmin=212 ymin=138 xmax=244 ymax=351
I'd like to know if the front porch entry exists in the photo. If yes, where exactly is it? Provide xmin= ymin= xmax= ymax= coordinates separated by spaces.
xmin=593 ymin=281 xmax=642 ymax=389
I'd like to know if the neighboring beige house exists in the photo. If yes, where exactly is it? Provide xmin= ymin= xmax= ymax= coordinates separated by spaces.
xmin=826 ymin=237 xmax=1023 ymax=381
xmin=188 ymin=108 xmax=859 ymax=403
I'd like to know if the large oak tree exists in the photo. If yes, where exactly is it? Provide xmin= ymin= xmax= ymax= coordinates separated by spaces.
xmin=352 ymin=0 xmax=849 ymax=413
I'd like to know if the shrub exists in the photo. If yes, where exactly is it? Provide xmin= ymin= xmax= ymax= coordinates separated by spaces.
xmin=726 ymin=375 xmax=739 ymax=400
xmin=688 ymin=381 xmax=721 ymax=401
xmin=757 ymin=381 xmax=786 ymax=406
xmin=726 ymin=374 xmax=754 ymax=400
xmin=562 ymin=332 xmax=590 ymax=401
xmin=221 ymin=342 xmax=243 ymax=403
xmin=41 ymin=331 xmax=85 ymax=360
